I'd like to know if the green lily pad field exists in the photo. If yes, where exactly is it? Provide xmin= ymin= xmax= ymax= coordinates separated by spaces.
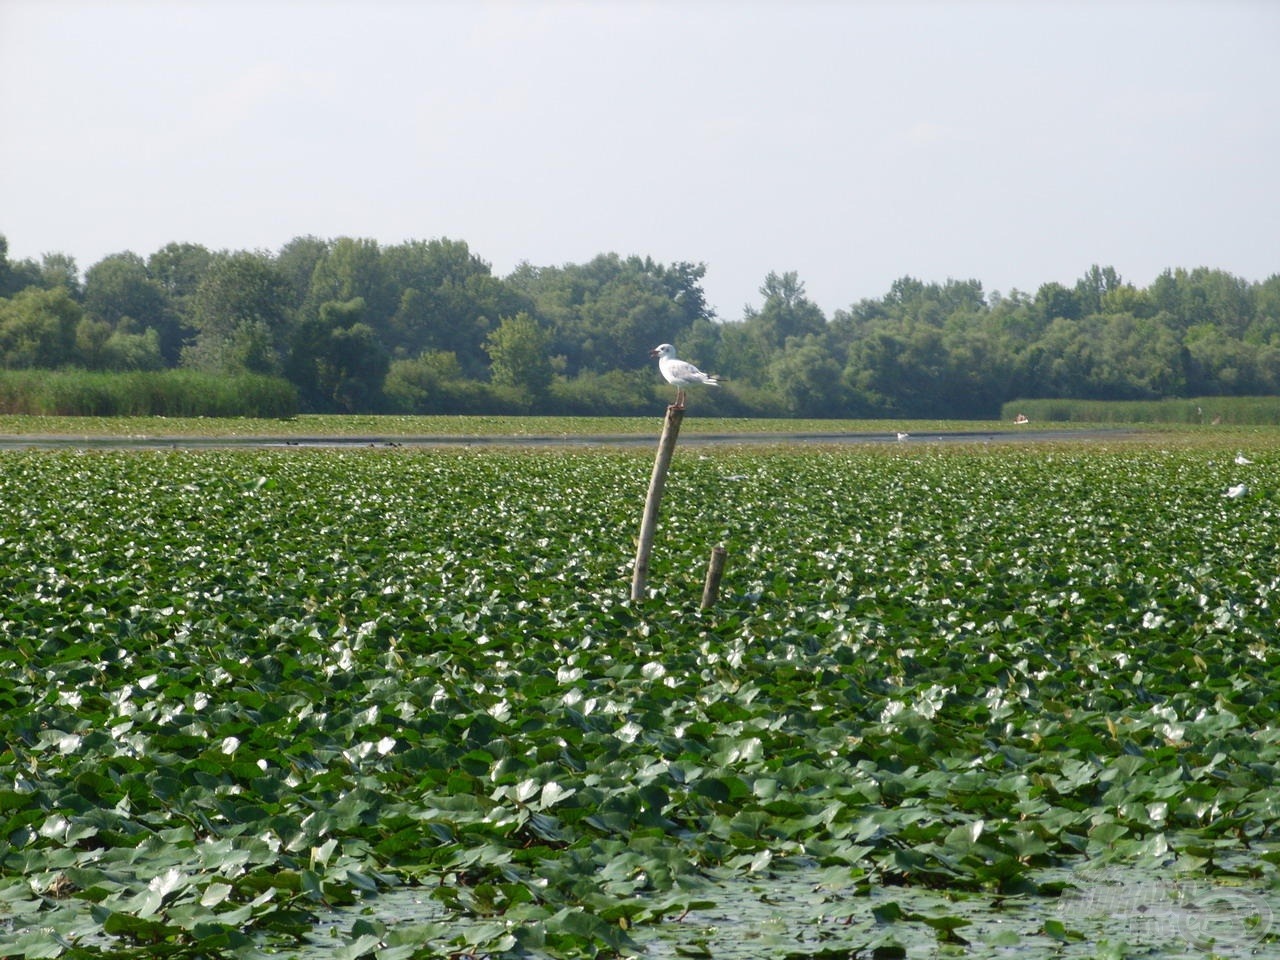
xmin=2 ymin=435 xmax=1279 ymax=958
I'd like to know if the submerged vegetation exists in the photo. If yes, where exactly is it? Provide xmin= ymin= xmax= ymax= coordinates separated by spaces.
xmin=1 ymin=435 xmax=1279 ymax=957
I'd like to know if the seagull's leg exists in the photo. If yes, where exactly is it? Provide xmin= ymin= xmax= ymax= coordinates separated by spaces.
xmin=675 ymin=388 xmax=686 ymax=409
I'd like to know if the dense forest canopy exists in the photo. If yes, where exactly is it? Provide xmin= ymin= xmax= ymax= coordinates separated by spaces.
xmin=1 ymin=233 xmax=1277 ymax=418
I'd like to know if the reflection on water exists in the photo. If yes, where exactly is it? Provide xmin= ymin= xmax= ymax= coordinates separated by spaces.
xmin=283 ymin=859 xmax=1275 ymax=959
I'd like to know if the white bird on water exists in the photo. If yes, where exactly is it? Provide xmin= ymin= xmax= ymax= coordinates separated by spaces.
xmin=649 ymin=343 xmax=720 ymax=408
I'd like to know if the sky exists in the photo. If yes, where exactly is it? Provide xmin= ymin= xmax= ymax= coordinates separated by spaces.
xmin=2 ymin=0 xmax=1277 ymax=322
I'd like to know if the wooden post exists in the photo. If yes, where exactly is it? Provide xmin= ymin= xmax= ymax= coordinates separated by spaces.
xmin=700 ymin=544 xmax=728 ymax=609
xmin=631 ymin=403 xmax=684 ymax=601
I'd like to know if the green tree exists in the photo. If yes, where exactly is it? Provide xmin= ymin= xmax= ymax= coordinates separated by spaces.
xmin=1074 ymin=264 xmax=1123 ymax=317
xmin=938 ymin=315 xmax=1013 ymax=417
xmin=382 ymin=238 xmax=491 ymax=301
xmin=387 ymin=274 xmax=519 ymax=372
xmin=768 ymin=334 xmax=843 ymax=416
xmin=103 ymin=324 xmax=163 ymax=371
xmin=275 ymin=236 xmax=330 ymax=305
xmin=1150 ymin=267 xmax=1255 ymax=335
xmin=322 ymin=322 xmax=388 ymax=412
xmin=380 ymin=238 xmax=515 ymax=368
xmin=1182 ymin=322 xmax=1262 ymax=395
xmin=510 ymin=254 xmax=712 ymax=376
xmin=1254 ymin=275 xmax=1280 ymax=334
xmin=1035 ymin=281 xmax=1083 ymax=322
xmin=75 ymin=316 xmax=112 ymax=367
xmin=842 ymin=330 xmax=901 ymax=415
xmin=1029 ymin=316 xmax=1095 ymax=398
xmin=745 ymin=271 xmax=826 ymax=351
xmin=1091 ymin=313 xmax=1185 ymax=399
xmin=1100 ymin=283 xmax=1154 ymax=319
xmin=0 ymin=287 xmax=82 ymax=368
xmin=84 ymin=253 xmax=161 ymax=326
xmin=148 ymin=243 xmax=214 ymax=300
xmin=385 ymin=350 xmax=464 ymax=412
xmin=383 ymin=350 xmax=496 ymax=413
xmin=183 ymin=252 xmax=292 ymax=375
xmin=485 ymin=312 xmax=553 ymax=399
xmin=303 ymin=238 xmax=394 ymax=337
xmin=714 ymin=313 xmax=769 ymax=384
xmin=287 ymin=297 xmax=391 ymax=411
xmin=146 ymin=242 xmax=213 ymax=362
xmin=75 ymin=316 xmax=162 ymax=371
xmin=0 ymin=236 xmax=15 ymax=297
xmin=0 ymin=236 xmax=48 ymax=296
xmin=82 ymin=254 xmax=173 ymax=363
xmin=36 ymin=253 xmax=81 ymax=295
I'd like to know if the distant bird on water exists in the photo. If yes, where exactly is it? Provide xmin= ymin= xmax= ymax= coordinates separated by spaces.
xmin=649 ymin=343 xmax=720 ymax=409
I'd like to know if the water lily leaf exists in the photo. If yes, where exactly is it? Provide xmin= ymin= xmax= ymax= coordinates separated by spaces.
xmin=674 ymin=943 xmax=713 ymax=958
xmin=148 ymin=866 xmax=189 ymax=899
xmin=8 ymin=444 xmax=1280 ymax=957
xmin=944 ymin=819 xmax=985 ymax=847
xmin=691 ymin=775 xmax=750 ymax=803
xmin=37 ymin=815 xmax=71 ymax=843
xmin=199 ymin=881 xmax=234 ymax=908
xmin=539 ymin=780 xmax=575 ymax=808
xmin=336 ymin=933 xmax=383 ymax=959
xmin=311 ymin=837 xmax=339 ymax=868
xmin=127 ymin=888 xmax=165 ymax=919
xmin=0 ymin=930 xmax=72 ymax=958
xmin=873 ymin=901 xmax=906 ymax=924
xmin=513 ymin=778 xmax=540 ymax=803
xmin=1041 ymin=918 xmax=1085 ymax=942
xmin=102 ymin=908 xmax=174 ymax=940
xmin=919 ymin=913 xmax=972 ymax=944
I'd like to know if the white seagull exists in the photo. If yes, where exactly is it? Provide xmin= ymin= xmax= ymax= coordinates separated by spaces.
xmin=1225 ymin=483 xmax=1248 ymax=499
xmin=649 ymin=343 xmax=720 ymax=408
xmin=1235 ymin=452 xmax=1253 ymax=466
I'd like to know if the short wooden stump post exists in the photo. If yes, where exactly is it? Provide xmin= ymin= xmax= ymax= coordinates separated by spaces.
xmin=700 ymin=544 xmax=728 ymax=609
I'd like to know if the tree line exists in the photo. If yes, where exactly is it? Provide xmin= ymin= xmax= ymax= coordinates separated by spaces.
xmin=1 ymin=233 xmax=1276 ymax=418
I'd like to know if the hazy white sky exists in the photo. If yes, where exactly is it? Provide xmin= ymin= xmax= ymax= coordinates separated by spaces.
xmin=2 ymin=0 xmax=1277 ymax=320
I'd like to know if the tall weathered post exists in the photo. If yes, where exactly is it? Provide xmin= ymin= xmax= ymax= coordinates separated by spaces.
xmin=630 ymin=403 xmax=684 ymax=601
